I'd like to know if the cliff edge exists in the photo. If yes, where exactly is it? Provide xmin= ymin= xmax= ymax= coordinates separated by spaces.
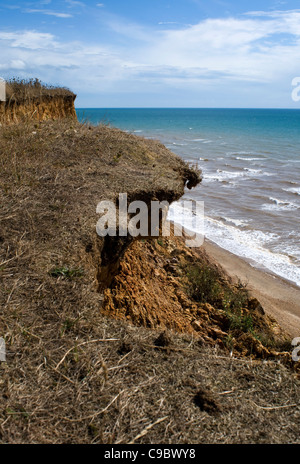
xmin=0 ymin=82 xmax=299 ymax=444
xmin=0 ymin=78 xmax=77 ymax=123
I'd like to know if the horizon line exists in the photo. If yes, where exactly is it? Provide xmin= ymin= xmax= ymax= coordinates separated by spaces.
xmin=75 ymin=107 xmax=300 ymax=110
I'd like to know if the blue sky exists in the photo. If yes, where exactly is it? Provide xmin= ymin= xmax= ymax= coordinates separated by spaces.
xmin=1 ymin=0 xmax=300 ymax=107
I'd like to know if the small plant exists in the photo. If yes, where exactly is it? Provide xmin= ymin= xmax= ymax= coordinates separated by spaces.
xmin=236 ymin=278 xmax=248 ymax=290
xmin=60 ymin=318 xmax=78 ymax=336
xmin=224 ymin=333 xmax=235 ymax=350
xmin=222 ymin=287 xmax=248 ymax=313
xmin=253 ymin=333 xmax=292 ymax=352
xmin=6 ymin=406 xmax=30 ymax=421
xmin=227 ymin=312 xmax=254 ymax=334
xmin=49 ymin=266 xmax=84 ymax=279
xmin=184 ymin=263 xmax=221 ymax=304
xmin=112 ymin=150 xmax=123 ymax=163
xmin=222 ymin=288 xmax=254 ymax=335
xmin=184 ymin=261 xmax=257 ymax=336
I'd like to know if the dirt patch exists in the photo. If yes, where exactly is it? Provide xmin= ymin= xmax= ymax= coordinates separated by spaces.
xmin=193 ymin=387 xmax=222 ymax=415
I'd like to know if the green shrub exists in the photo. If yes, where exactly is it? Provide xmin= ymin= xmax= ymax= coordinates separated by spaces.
xmin=49 ymin=266 xmax=84 ymax=279
xmin=184 ymin=262 xmax=255 ymax=335
xmin=185 ymin=263 xmax=222 ymax=304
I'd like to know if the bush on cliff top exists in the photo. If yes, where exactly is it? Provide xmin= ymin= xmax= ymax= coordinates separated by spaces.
xmin=4 ymin=78 xmax=75 ymax=103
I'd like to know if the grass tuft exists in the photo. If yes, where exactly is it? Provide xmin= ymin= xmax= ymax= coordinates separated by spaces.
xmin=4 ymin=78 xmax=75 ymax=103
xmin=48 ymin=266 xmax=84 ymax=279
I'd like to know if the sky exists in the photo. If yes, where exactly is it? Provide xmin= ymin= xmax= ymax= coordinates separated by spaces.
xmin=1 ymin=0 xmax=300 ymax=108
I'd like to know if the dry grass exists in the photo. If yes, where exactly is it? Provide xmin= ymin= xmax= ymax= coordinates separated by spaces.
xmin=1 ymin=320 xmax=300 ymax=444
xmin=0 ymin=119 xmax=299 ymax=443
xmin=4 ymin=78 xmax=75 ymax=103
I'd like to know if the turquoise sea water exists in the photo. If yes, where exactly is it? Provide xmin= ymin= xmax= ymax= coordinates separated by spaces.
xmin=76 ymin=108 xmax=300 ymax=287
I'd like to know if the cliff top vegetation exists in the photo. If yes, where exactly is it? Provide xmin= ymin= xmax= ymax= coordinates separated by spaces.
xmin=3 ymin=78 xmax=75 ymax=103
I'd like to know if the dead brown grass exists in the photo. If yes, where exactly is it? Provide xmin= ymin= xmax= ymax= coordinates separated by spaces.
xmin=0 ymin=119 xmax=299 ymax=444
xmin=1 ymin=320 xmax=300 ymax=444
xmin=4 ymin=78 xmax=75 ymax=103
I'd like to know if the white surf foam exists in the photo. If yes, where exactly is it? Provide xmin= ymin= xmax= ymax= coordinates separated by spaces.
xmin=261 ymin=197 xmax=300 ymax=211
xmin=203 ymin=168 xmax=271 ymax=183
xmin=167 ymin=201 xmax=300 ymax=287
xmin=235 ymin=157 xmax=263 ymax=161
xmin=283 ymin=187 xmax=300 ymax=196
xmin=222 ymin=217 xmax=250 ymax=227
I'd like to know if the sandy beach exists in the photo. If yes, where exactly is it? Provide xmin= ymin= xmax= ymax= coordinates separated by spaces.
xmin=202 ymin=238 xmax=300 ymax=339
xmin=172 ymin=220 xmax=300 ymax=338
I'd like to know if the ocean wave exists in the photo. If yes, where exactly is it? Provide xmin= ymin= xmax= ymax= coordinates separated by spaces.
xmin=203 ymin=168 xmax=271 ymax=183
xmin=235 ymin=157 xmax=264 ymax=161
xmin=226 ymin=151 xmax=267 ymax=161
xmin=244 ymin=168 xmax=263 ymax=174
xmin=261 ymin=197 xmax=299 ymax=211
xmin=221 ymin=217 xmax=250 ymax=227
xmin=227 ymin=151 xmax=253 ymax=156
xmin=168 ymin=201 xmax=300 ymax=286
xmin=283 ymin=187 xmax=300 ymax=196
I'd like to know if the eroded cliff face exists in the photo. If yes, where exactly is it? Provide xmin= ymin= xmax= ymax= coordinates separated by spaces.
xmin=101 ymin=231 xmax=292 ymax=360
xmin=96 ymin=173 xmax=201 ymax=291
xmin=0 ymin=94 xmax=77 ymax=124
xmin=0 ymin=118 xmax=201 ymax=315
xmin=0 ymin=112 xmax=293 ymax=367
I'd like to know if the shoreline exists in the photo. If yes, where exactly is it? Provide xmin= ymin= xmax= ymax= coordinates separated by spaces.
xmin=172 ymin=221 xmax=300 ymax=338
xmin=204 ymin=238 xmax=300 ymax=339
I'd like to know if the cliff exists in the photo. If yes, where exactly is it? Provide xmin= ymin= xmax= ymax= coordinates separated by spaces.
xmin=0 ymin=85 xmax=299 ymax=444
xmin=0 ymin=79 xmax=77 ymax=123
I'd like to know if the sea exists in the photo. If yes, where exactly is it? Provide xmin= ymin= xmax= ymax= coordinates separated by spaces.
xmin=76 ymin=108 xmax=300 ymax=288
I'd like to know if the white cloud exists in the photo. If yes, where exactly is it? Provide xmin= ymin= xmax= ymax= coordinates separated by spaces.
xmin=139 ymin=12 xmax=300 ymax=83
xmin=65 ymin=0 xmax=86 ymax=8
xmin=1 ymin=9 xmax=300 ymax=106
xmin=158 ymin=22 xmax=179 ymax=25
xmin=9 ymin=60 xmax=26 ymax=69
xmin=0 ymin=30 xmax=135 ymax=90
xmin=0 ymin=31 xmax=58 ymax=49
xmin=24 ymin=9 xmax=73 ymax=18
xmin=245 ymin=8 xmax=300 ymax=18
xmin=0 ymin=60 xmax=26 ymax=71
